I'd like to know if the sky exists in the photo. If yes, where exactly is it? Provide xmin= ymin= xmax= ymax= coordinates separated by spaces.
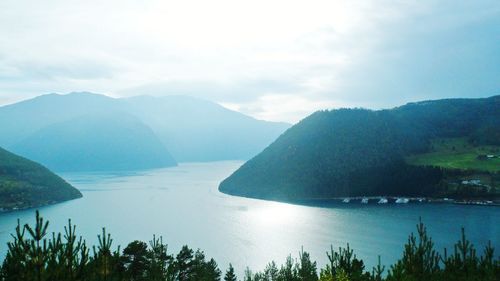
xmin=0 ymin=0 xmax=499 ymax=123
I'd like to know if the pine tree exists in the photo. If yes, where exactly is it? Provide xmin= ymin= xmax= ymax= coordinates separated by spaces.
xmin=371 ymin=256 xmax=385 ymax=281
xmin=387 ymin=219 xmax=440 ymax=281
xmin=244 ymin=267 xmax=254 ymax=281
xmin=263 ymin=261 xmax=279 ymax=281
xmin=225 ymin=263 xmax=237 ymax=281
xmin=2 ymin=219 xmax=29 ymax=281
xmin=175 ymin=245 xmax=194 ymax=281
xmin=297 ymin=248 xmax=318 ymax=281
xmin=122 ymin=240 xmax=149 ymax=281
xmin=204 ymin=258 xmax=222 ymax=281
xmin=1 ymin=212 xmax=499 ymax=281
xmin=25 ymin=210 xmax=49 ymax=281
xmin=147 ymin=235 xmax=172 ymax=281
xmin=278 ymin=255 xmax=298 ymax=281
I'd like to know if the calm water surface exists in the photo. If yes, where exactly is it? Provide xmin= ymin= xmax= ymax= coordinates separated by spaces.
xmin=0 ymin=161 xmax=498 ymax=274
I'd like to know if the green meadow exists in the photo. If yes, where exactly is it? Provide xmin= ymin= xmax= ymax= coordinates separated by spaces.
xmin=406 ymin=138 xmax=500 ymax=173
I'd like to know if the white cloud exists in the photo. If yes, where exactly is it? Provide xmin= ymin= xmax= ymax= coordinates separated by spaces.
xmin=0 ymin=0 xmax=498 ymax=122
xmin=221 ymin=94 xmax=348 ymax=123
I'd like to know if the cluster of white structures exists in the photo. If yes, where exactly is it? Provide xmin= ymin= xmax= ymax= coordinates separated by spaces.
xmin=342 ymin=197 xmax=415 ymax=204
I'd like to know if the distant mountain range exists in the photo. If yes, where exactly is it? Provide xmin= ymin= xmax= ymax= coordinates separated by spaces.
xmin=13 ymin=111 xmax=176 ymax=172
xmin=125 ymin=95 xmax=290 ymax=162
xmin=0 ymin=92 xmax=290 ymax=172
xmin=0 ymin=146 xmax=81 ymax=210
xmin=219 ymin=95 xmax=500 ymax=202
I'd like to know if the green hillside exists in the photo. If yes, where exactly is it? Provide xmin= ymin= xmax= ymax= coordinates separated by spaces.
xmin=0 ymin=147 xmax=82 ymax=210
xmin=219 ymin=96 xmax=500 ymax=201
xmin=406 ymin=138 xmax=499 ymax=172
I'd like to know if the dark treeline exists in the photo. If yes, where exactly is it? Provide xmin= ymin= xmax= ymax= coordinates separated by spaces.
xmin=0 ymin=147 xmax=82 ymax=210
xmin=1 ymin=211 xmax=498 ymax=281
xmin=219 ymin=96 xmax=500 ymax=201
xmin=346 ymin=161 xmax=444 ymax=197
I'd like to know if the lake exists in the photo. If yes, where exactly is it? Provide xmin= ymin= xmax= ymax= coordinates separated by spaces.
xmin=0 ymin=161 xmax=498 ymax=275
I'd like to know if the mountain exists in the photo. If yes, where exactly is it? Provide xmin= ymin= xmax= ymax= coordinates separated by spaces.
xmin=0 ymin=92 xmax=123 ymax=148
xmin=124 ymin=95 xmax=291 ymax=162
xmin=0 ymin=146 xmax=82 ymax=210
xmin=219 ymin=96 xmax=500 ymax=202
xmin=0 ymin=92 xmax=289 ymax=171
xmin=11 ymin=111 xmax=176 ymax=172
xmin=0 ymin=92 xmax=176 ymax=172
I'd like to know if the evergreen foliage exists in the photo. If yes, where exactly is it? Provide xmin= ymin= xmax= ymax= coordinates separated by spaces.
xmin=219 ymin=96 xmax=500 ymax=201
xmin=1 ymin=212 xmax=498 ymax=281
xmin=0 ymin=147 xmax=82 ymax=210
xmin=224 ymin=264 xmax=237 ymax=281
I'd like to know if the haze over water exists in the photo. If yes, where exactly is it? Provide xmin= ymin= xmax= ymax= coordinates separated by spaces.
xmin=0 ymin=161 xmax=498 ymax=274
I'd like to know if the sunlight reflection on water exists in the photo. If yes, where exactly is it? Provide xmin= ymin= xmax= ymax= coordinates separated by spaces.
xmin=0 ymin=161 xmax=498 ymax=276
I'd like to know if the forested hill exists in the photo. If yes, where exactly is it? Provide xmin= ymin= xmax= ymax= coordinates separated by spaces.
xmin=0 ymin=147 xmax=82 ymax=210
xmin=219 ymin=95 xmax=500 ymax=201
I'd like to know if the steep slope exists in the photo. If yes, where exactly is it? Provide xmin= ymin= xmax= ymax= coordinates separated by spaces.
xmin=0 ymin=147 xmax=82 ymax=210
xmin=11 ymin=112 xmax=177 ymax=172
xmin=0 ymin=92 xmax=123 ymax=147
xmin=125 ymin=95 xmax=291 ymax=162
xmin=219 ymin=96 xmax=500 ymax=201
xmin=0 ymin=92 xmax=290 ymax=167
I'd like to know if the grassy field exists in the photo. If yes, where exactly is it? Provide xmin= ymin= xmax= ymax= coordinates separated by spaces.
xmin=406 ymin=138 xmax=500 ymax=173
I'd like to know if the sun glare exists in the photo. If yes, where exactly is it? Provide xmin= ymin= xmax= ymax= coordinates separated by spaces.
xmin=248 ymin=202 xmax=300 ymax=225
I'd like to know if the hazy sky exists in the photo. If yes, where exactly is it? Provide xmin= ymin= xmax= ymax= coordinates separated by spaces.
xmin=0 ymin=0 xmax=499 ymax=123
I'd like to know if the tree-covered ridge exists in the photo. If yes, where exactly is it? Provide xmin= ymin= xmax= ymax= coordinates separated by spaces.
xmin=1 ymin=211 xmax=498 ymax=281
xmin=0 ymin=147 xmax=82 ymax=210
xmin=219 ymin=96 xmax=500 ymax=201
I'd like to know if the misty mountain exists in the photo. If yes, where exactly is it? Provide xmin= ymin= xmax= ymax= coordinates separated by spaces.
xmin=0 ymin=92 xmax=289 ymax=171
xmin=0 ymin=146 xmax=82 ymax=210
xmin=124 ymin=95 xmax=290 ymax=162
xmin=219 ymin=95 xmax=500 ymax=202
xmin=11 ymin=111 xmax=176 ymax=172
xmin=0 ymin=92 xmax=124 ymax=148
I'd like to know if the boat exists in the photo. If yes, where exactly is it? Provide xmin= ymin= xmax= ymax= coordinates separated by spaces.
xmin=378 ymin=198 xmax=388 ymax=204
xmin=342 ymin=198 xmax=350 ymax=203
xmin=361 ymin=198 xmax=369 ymax=204
xmin=395 ymin=198 xmax=409 ymax=204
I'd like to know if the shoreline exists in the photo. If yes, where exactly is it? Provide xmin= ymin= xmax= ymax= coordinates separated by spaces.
xmin=220 ymin=190 xmax=500 ymax=207
xmin=291 ymin=196 xmax=500 ymax=207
